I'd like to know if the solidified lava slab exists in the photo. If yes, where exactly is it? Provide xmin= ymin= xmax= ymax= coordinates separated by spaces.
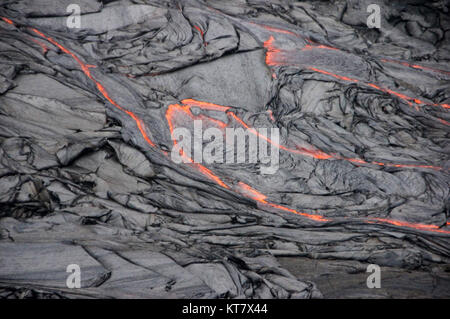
xmin=0 ymin=0 xmax=449 ymax=298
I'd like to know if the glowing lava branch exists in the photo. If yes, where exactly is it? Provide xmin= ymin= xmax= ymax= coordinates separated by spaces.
xmin=369 ymin=218 xmax=450 ymax=234
xmin=381 ymin=58 xmax=450 ymax=77
xmin=267 ymin=110 xmax=276 ymax=122
xmin=173 ymin=99 xmax=450 ymax=231
xmin=237 ymin=181 xmax=267 ymax=201
xmin=1 ymin=17 xmax=13 ymax=25
xmin=29 ymin=37 xmax=49 ymax=54
xmin=193 ymin=25 xmax=207 ymax=46
xmin=237 ymin=182 xmax=328 ymax=222
xmin=165 ymin=103 xmax=230 ymax=189
xmin=302 ymin=44 xmax=339 ymax=51
xmin=227 ymin=111 xmax=333 ymax=160
xmin=264 ymin=36 xmax=286 ymax=66
xmin=182 ymin=98 xmax=334 ymax=160
xmin=258 ymin=22 xmax=449 ymax=80
xmin=264 ymin=36 xmax=450 ymax=113
xmin=308 ymin=67 xmax=358 ymax=83
xmin=166 ymin=101 xmax=328 ymax=222
xmin=257 ymin=22 xmax=449 ymax=109
xmin=185 ymin=98 xmax=441 ymax=170
xmin=182 ymin=99 xmax=231 ymax=112
xmin=25 ymin=26 xmax=156 ymax=148
xmin=253 ymin=23 xmax=298 ymax=36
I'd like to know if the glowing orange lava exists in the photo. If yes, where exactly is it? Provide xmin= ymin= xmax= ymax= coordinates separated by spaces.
xmin=237 ymin=182 xmax=328 ymax=222
xmin=370 ymin=218 xmax=450 ymax=234
xmin=193 ymin=25 xmax=207 ymax=46
xmin=255 ymin=23 xmax=297 ymax=36
xmin=264 ymin=36 xmax=285 ymax=66
xmin=29 ymin=37 xmax=49 ymax=54
xmin=28 ymin=27 xmax=156 ymax=148
xmin=381 ymin=58 xmax=450 ymax=76
xmin=165 ymin=103 xmax=230 ymax=189
xmin=264 ymin=36 xmax=450 ymax=113
xmin=167 ymin=98 xmax=448 ymax=231
xmin=303 ymin=44 xmax=339 ymax=51
xmin=2 ymin=17 xmax=448 ymax=234
xmin=1 ymin=17 xmax=13 ymax=25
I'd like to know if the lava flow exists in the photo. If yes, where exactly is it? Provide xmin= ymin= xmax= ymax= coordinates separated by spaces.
xmin=381 ymin=58 xmax=450 ymax=77
xmin=258 ymin=22 xmax=450 ymax=80
xmin=25 ymin=23 xmax=157 ymax=149
xmin=165 ymin=101 xmax=328 ymax=221
xmin=183 ymin=98 xmax=443 ymax=170
xmin=167 ymin=98 xmax=448 ymax=233
xmin=3 ymin=1 xmax=450 ymax=299
xmin=193 ymin=25 xmax=207 ymax=46
xmin=264 ymin=35 xmax=450 ymax=114
xmin=2 ymin=16 xmax=448 ymax=235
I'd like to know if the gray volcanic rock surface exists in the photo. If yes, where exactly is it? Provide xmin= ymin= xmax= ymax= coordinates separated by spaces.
xmin=0 ymin=0 xmax=449 ymax=298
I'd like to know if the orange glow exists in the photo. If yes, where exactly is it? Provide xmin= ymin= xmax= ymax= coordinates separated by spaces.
xmin=2 ymin=17 xmax=448 ymax=235
xmin=368 ymin=83 xmax=381 ymax=90
xmin=266 ymin=202 xmax=329 ymax=222
xmin=1 ymin=17 xmax=13 ymax=25
xmin=255 ymin=23 xmax=297 ymax=36
xmin=182 ymin=99 xmax=230 ymax=111
xmin=165 ymin=103 xmax=230 ymax=189
xmin=308 ymin=66 xmax=450 ymax=111
xmin=371 ymin=218 xmax=450 ymax=234
xmin=263 ymin=36 xmax=288 ymax=67
xmin=371 ymin=161 xmax=442 ymax=170
xmin=194 ymin=25 xmax=204 ymax=37
xmin=303 ymin=44 xmax=339 ymax=51
xmin=193 ymin=25 xmax=207 ymax=46
xmin=181 ymin=99 xmax=442 ymax=169
xmin=237 ymin=182 xmax=328 ymax=222
xmin=29 ymin=37 xmax=49 ymax=54
xmin=237 ymin=182 xmax=267 ymax=201
xmin=227 ymin=112 xmax=332 ymax=160
xmin=171 ymin=98 xmax=445 ymax=228
xmin=308 ymin=67 xmax=358 ymax=83
xmin=381 ymin=58 xmax=450 ymax=76
xmin=29 ymin=27 xmax=156 ymax=147
xmin=267 ymin=110 xmax=275 ymax=122
xmin=263 ymin=36 xmax=450 ymax=112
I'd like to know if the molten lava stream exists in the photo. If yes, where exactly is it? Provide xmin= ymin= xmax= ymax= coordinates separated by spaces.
xmin=264 ymin=36 xmax=450 ymax=113
xmin=27 ymin=27 xmax=156 ymax=148
xmin=193 ymin=25 xmax=207 ymax=46
xmin=2 ymin=17 xmax=448 ymax=234
xmin=182 ymin=99 xmax=443 ymax=171
xmin=257 ymin=23 xmax=450 ymax=80
xmin=380 ymin=58 xmax=450 ymax=76
xmin=172 ymin=99 xmax=449 ymax=233
xmin=165 ymin=102 xmax=328 ymax=222
xmin=165 ymin=103 xmax=229 ymax=189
